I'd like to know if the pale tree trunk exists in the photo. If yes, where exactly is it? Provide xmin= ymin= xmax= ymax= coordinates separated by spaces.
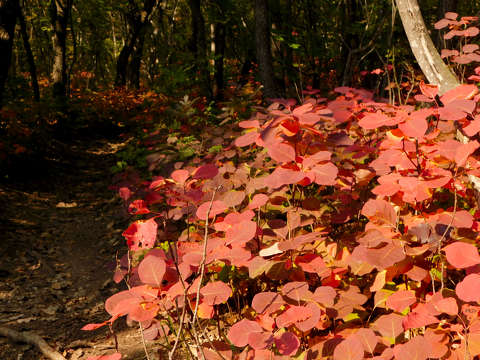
xmin=50 ymin=0 xmax=72 ymax=99
xmin=395 ymin=0 xmax=459 ymax=95
xmin=395 ymin=0 xmax=480 ymax=194
xmin=0 ymin=0 xmax=17 ymax=107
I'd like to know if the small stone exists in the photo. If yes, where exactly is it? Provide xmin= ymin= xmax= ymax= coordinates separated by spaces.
xmin=42 ymin=305 xmax=59 ymax=315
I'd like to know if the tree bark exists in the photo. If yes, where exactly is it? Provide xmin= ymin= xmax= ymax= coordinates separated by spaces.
xmin=115 ymin=0 xmax=157 ymax=89
xmin=17 ymin=0 xmax=40 ymax=101
xmin=395 ymin=0 xmax=459 ymax=95
xmin=188 ymin=0 xmax=211 ymax=98
xmin=0 ymin=0 xmax=17 ymax=107
xmin=435 ymin=0 xmax=458 ymax=49
xmin=49 ymin=0 xmax=72 ymax=99
xmin=213 ymin=21 xmax=225 ymax=100
xmin=396 ymin=0 xmax=480 ymax=194
xmin=255 ymin=0 xmax=277 ymax=98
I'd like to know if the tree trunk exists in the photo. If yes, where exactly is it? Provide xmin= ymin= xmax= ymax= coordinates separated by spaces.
xmin=255 ymin=0 xmax=277 ymax=98
xmin=435 ymin=0 xmax=458 ymax=49
xmin=395 ymin=0 xmax=459 ymax=95
xmin=17 ymin=0 xmax=39 ymax=101
xmin=127 ymin=32 xmax=145 ymax=89
xmin=0 ymin=0 xmax=17 ymax=107
xmin=214 ymin=21 xmax=225 ymax=100
xmin=188 ymin=0 xmax=211 ymax=98
xmin=115 ymin=40 xmax=134 ymax=87
xmin=396 ymin=0 xmax=480 ymax=194
xmin=50 ymin=0 xmax=72 ymax=99
xmin=115 ymin=0 xmax=157 ymax=89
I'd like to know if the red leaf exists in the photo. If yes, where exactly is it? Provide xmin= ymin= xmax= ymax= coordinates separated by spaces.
xmin=398 ymin=111 xmax=428 ymax=139
xmin=86 ymin=354 xmax=122 ymax=360
xmin=464 ymin=116 xmax=480 ymax=137
xmin=435 ymin=18 xmax=451 ymax=29
xmin=235 ymin=131 xmax=259 ymax=147
xmin=200 ymin=281 xmax=232 ymax=305
xmin=303 ymin=151 xmax=332 ymax=168
xmin=193 ymin=164 xmax=219 ymax=179
xmin=437 ymin=210 xmax=473 ymax=228
xmin=444 ymin=242 xmax=480 ymax=269
xmin=274 ymin=332 xmax=300 ymax=356
xmin=119 ymin=187 xmax=131 ymax=201
xmin=359 ymin=111 xmax=390 ymax=129
xmin=227 ymin=319 xmax=263 ymax=347
xmin=128 ymin=200 xmax=150 ymax=215
xmin=171 ymin=169 xmax=190 ymax=184
xmin=276 ymin=305 xmax=312 ymax=328
xmin=419 ymin=81 xmax=438 ymax=98
xmin=225 ymin=220 xmax=257 ymax=246
xmin=138 ymin=254 xmax=166 ymax=287
xmin=248 ymin=332 xmax=274 ymax=350
xmin=248 ymin=194 xmax=269 ymax=209
xmin=386 ymin=290 xmax=416 ymax=312
xmin=440 ymin=84 xmax=479 ymax=104
xmin=361 ymin=199 xmax=396 ymax=226
xmin=197 ymin=301 xmax=215 ymax=319
xmin=372 ymin=313 xmax=404 ymax=339
xmin=312 ymin=286 xmax=336 ymax=307
xmin=430 ymin=297 xmax=458 ymax=315
xmin=295 ymin=254 xmax=330 ymax=278
xmin=202 ymin=341 xmax=233 ymax=360
xmin=333 ymin=336 xmax=364 ymax=360
xmin=466 ymin=26 xmax=480 ymax=37
xmin=264 ymin=167 xmax=305 ymax=189
xmin=122 ymin=218 xmax=158 ymax=250
xmin=279 ymin=119 xmax=300 ymax=136
xmin=239 ymin=120 xmax=260 ymax=128
xmin=394 ymin=336 xmax=429 ymax=360
xmin=252 ymin=292 xmax=285 ymax=315
xmin=310 ymin=162 xmax=338 ymax=186
xmin=267 ymin=142 xmax=296 ymax=163
xmin=221 ymin=190 xmax=245 ymax=208
xmin=364 ymin=243 xmax=406 ymax=269
xmin=354 ymin=328 xmax=378 ymax=354
xmin=196 ymin=200 xmax=227 ymax=220
xmin=445 ymin=11 xmax=458 ymax=20
xmin=281 ymin=281 xmax=311 ymax=302
xmin=295 ymin=302 xmax=322 ymax=332
xmin=456 ymin=274 xmax=480 ymax=302
xmin=455 ymin=140 xmax=479 ymax=167
xmin=403 ymin=304 xmax=439 ymax=330
xmin=81 ymin=321 xmax=108 ymax=331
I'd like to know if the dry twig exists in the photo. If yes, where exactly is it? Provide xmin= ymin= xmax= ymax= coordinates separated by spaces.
xmin=0 ymin=326 xmax=66 ymax=360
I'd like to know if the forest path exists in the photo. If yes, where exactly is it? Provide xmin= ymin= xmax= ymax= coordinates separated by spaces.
xmin=0 ymin=131 xmax=158 ymax=359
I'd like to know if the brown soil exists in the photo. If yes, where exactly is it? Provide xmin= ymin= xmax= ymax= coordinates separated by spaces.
xmin=0 ymin=134 xmax=165 ymax=359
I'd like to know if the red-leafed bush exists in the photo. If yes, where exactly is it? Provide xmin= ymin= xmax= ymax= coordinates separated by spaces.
xmin=85 ymin=41 xmax=480 ymax=359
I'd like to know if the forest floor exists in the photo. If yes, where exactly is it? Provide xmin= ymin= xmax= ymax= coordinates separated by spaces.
xmin=0 ymin=125 xmax=165 ymax=359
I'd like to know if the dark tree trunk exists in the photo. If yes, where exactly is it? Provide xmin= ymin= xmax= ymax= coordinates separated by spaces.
xmin=49 ymin=0 xmax=72 ymax=99
xmin=214 ymin=21 xmax=225 ymax=100
xmin=188 ymin=0 xmax=211 ymax=98
xmin=255 ymin=0 xmax=277 ymax=98
xmin=115 ymin=40 xmax=134 ymax=87
xmin=435 ymin=0 xmax=458 ymax=49
xmin=17 ymin=0 xmax=39 ymax=101
xmin=339 ymin=0 xmax=361 ymax=86
xmin=115 ymin=0 xmax=157 ymax=89
xmin=127 ymin=32 xmax=145 ymax=89
xmin=0 ymin=0 xmax=17 ymax=107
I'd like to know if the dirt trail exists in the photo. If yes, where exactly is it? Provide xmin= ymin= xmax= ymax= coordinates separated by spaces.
xmin=0 ymin=134 xmax=160 ymax=359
